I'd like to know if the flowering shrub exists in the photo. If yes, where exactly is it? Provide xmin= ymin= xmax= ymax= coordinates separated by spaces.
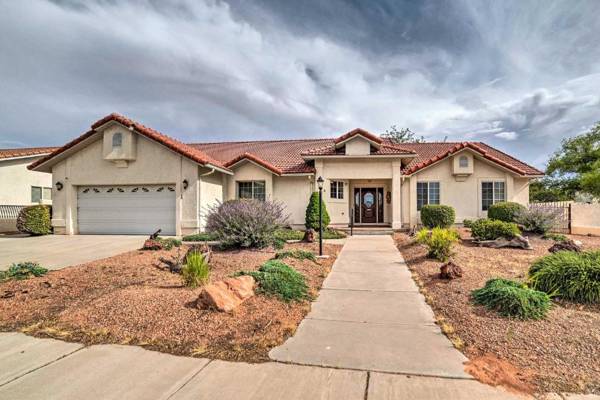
xmin=206 ymin=200 xmax=289 ymax=248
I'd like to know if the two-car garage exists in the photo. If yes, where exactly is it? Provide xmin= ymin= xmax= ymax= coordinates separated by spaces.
xmin=77 ymin=185 xmax=177 ymax=235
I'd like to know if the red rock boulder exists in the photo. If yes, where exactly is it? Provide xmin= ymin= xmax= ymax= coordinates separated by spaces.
xmin=197 ymin=276 xmax=255 ymax=312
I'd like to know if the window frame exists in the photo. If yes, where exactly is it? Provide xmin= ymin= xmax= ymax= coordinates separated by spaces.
xmin=112 ymin=132 xmax=123 ymax=148
xmin=330 ymin=180 xmax=344 ymax=200
xmin=31 ymin=186 xmax=52 ymax=203
xmin=416 ymin=181 xmax=440 ymax=211
xmin=459 ymin=155 xmax=469 ymax=168
xmin=481 ymin=180 xmax=506 ymax=211
xmin=236 ymin=180 xmax=266 ymax=201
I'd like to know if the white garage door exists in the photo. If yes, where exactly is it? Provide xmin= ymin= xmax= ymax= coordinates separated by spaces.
xmin=77 ymin=185 xmax=176 ymax=235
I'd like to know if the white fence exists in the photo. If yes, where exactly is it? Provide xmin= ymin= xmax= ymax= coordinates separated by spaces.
xmin=529 ymin=201 xmax=600 ymax=236
xmin=0 ymin=205 xmax=24 ymax=233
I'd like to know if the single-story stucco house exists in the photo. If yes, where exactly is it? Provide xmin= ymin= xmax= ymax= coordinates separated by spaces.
xmin=0 ymin=147 xmax=57 ymax=232
xmin=28 ymin=113 xmax=543 ymax=236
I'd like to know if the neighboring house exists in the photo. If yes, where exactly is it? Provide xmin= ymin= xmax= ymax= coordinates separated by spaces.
xmin=0 ymin=147 xmax=58 ymax=232
xmin=28 ymin=114 xmax=543 ymax=236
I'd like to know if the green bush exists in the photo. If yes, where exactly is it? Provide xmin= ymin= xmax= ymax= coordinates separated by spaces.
xmin=274 ymin=229 xmax=305 ymax=241
xmin=463 ymin=219 xmax=474 ymax=229
xmin=470 ymin=219 xmax=520 ymax=241
xmin=471 ymin=278 xmax=551 ymax=319
xmin=182 ymin=251 xmax=210 ymax=288
xmin=16 ymin=205 xmax=52 ymax=235
xmin=529 ymin=251 xmax=600 ymax=303
xmin=415 ymin=227 xmax=459 ymax=261
xmin=0 ymin=262 xmax=48 ymax=282
xmin=420 ymin=205 xmax=455 ymax=228
xmin=156 ymin=237 xmax=182 ymax=250
xmin=239 ymin=260 xmax=308 ymax=302
xmin=542 ymin=233 xmax=568 ymax=242
xmin=275 ymin=249 xmax=317 ymax=262
xmin=305 ymin=192 xmax=330 ymax=230
xmin=182 ymin=232 xmax=218 ymax=242
xmin=487 ymin=202 xmax=526 ymax=223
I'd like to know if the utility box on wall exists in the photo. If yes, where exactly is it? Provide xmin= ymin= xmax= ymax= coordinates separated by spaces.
xmin=102 ymin=125 xmax=137 ymax=167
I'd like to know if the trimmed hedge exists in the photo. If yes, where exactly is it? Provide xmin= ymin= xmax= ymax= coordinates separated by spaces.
xmin=487 ymin=202 xmax=526 ymax=223
xmin=420 ymin=205 xmax=455 ymax=229
xmin=471 ymin=278 xmax=551 ymax=319
xmin=305 ymin=192 xmax=330 ymax=230
xmin=16 ymin=205 xmax=52 ymax=235
xmin=470 ymin=218 xmax=520 ymax=241
xmin=529 ymin=250 xmax=600 ymax=303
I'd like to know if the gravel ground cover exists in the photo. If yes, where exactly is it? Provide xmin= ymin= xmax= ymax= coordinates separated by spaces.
xmin=0 ymin=242 xmax=341 ymax=362
xmin=395 ymin=229 xmax=600 ymax=395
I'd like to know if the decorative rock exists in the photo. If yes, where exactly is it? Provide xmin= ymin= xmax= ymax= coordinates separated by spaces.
xmin=476 ymin=235 xmax=532 ymax=250
xmin=198 ymin=276 xmax=255 ymax=312
xmin=142 ymin=239 xmax=163 ymax=250
xmin=303 ymin=229 xmax=315 ymax=243
xmin=549 ymin=240 xmax=581 ymax=253
xmin=439 ymin=261 xmax=463 ymax=279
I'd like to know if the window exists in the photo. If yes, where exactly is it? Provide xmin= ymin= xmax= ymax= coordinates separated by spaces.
xmin=31 ymin=186 xmax=52 ymax=203
xmin=416 ymin=182 xmax=440 ymax=211
xmin=459 ymin=155 xmax=469 ymax=168
xmin=112 ymin=132 xmax=122 ymax=148
xmin=237 ymin=181 xmax=266 ymax=201
xmin=481 ymin=181 xmax=505 ymax=211
xmin=330 ymin=181 xmax=344 ymax=200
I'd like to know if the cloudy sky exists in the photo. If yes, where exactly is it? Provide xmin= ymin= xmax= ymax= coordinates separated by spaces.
xmin=1 ymin=0 xmax=599 ymax=168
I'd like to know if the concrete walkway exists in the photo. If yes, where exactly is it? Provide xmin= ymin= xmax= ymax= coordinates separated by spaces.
xmin=270 ymin=235 xmax=469 ymax=378
xmin=0 ymin=332 xmax=524 ymax=399
xmin=0 ymin=235 xmax=145 ymax=270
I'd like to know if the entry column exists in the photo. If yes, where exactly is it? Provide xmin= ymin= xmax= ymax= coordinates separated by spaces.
xmin=391 ymin=161 xmax=402 ymax=230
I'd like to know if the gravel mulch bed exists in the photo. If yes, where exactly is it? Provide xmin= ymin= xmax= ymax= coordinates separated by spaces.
xmin=0 ymin=242 xmax=341 ymax=362
xmin=394 ymin=230 xmax=600 ymax=396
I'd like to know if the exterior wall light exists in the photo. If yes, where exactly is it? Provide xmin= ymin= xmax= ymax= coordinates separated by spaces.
xmin=182 ymin=179 xmax=189 ymax=190
xmin=55 ymin=181 xmax=64 ymax=191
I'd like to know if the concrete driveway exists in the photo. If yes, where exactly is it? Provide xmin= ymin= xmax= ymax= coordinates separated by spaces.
xmin=0 ymin=235 xmax=146 ymax=271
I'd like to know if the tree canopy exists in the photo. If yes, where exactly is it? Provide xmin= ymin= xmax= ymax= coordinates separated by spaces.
xmin=381 ymin=126 xmax=424 ymax=143
xmin=534 ymin=122 xmax=600 ymax=201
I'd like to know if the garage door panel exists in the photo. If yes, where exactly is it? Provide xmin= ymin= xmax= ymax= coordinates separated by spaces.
xmin=77 ymin=185 xmax=176 ymax=235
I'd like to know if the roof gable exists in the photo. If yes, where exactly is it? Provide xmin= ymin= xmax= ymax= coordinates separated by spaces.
xmin=334 ymin=128 xmax=383 ymax=147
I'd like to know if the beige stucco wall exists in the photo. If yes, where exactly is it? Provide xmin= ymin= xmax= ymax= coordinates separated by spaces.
xmin=345 ymin=138 xmax=371 ymax=156
xmin=0 ymin=156 xmax=53 ymax=205
xmin=199 ymin=168 xmax=225 ymax=229
xmin=273 ymin=175 xmax=313 ymax=228
xmin=50 ymin=130 xmax=201 ymax=235
xmin=571 ymin=203 xmax=600 ymax=236
xmin=405 ymin=153 xmax=529 ymax=226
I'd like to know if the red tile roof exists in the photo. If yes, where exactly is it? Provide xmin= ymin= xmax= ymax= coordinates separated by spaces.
xmin=29 ymin=113 xmax=229 ymax=171
xmin=0 ymin=147 xmax=58 ymax=160
xmin=27 ymin=113 xmax=542 ymax=177
xmin=334 ymin=128 xmax=383 ymax=145
xmin=399 ymin=142 xmax=544 ymax=176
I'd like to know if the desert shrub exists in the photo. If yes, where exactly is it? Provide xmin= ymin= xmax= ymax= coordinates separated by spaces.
xmin=420 ymin=205 xmax=455 ymax=229
xmin=206 ymin=199 xmax=288 ymax=249
xmin=239 ymin=260 xmax=308 ymax=302
xmin=274 ymin=229 xmax=305 ymax=241
xmin=415 ymin=227 xmax=459 ymax=262
xmin=463 ymin=219 xmax=474 ymax=229
xmin=517 ymin=207 xmax=561 ymax=234
xmin=321 ymin=229 xmax=347 ymax=239
xmin=0 ymin=262 xmax=48 ymax=282
xmin=305 ymin=192 xmax=330 ymax=230
xmin=157 ymin=237 xmax=181 ymax=250
xmin=471 ymin=278 xmax=551 ymax=319
xmin=529 ymin=251 xmax=600 ymax=303
xmin=16 ymin=205 xmax=52 ymax=235
xmin=487 ymin=202 xmax=526 ymax=223
xmin=182 ymin=232 xmax=218 ymax=242
xmin=275 ymin=249 xmax=316 ymax=262
xmin=470 ymin=219 xmax=520 ymax=241
xmin=542 ymin=233 xmax=568 ymax=242
xmin=182 ymin=251 xmax=210 ymax=288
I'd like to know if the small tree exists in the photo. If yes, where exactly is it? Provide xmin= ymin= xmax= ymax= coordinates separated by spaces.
xmin=381 ymin=126 xmax=424 ymax=143
xmin=305 ymin=192 xmax=330 ymax=230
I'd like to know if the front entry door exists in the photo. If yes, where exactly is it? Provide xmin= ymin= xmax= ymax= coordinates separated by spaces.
xmin=354 ymin=187 xmax=384 ymax=224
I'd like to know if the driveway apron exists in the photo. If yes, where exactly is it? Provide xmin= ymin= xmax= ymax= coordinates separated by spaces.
xmin=269 ymin=235 xmax=470 ymax=379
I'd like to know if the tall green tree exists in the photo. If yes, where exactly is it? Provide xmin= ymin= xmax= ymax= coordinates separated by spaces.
xmin=305 ymin=192 xmax=330 ymax=230
xmin=544 ymin=122 xmax=600 ymax=199
xmin=381 ymin=126 xmax=424 ymax=143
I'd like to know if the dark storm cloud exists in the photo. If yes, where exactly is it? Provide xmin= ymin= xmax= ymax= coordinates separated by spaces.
xmin=1 ymin=0 xmax=599 ymax=168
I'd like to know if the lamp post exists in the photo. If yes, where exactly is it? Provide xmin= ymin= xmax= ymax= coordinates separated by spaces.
xmin=317 ymin=176 xmax=324 ymax=257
